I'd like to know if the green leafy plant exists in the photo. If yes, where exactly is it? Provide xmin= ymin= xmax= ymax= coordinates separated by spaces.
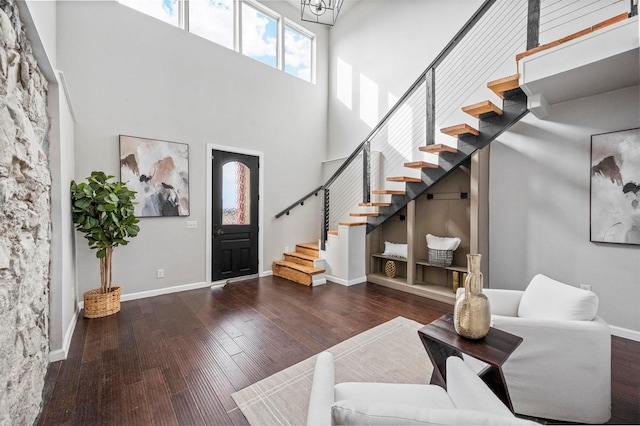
xmin=71 ymin=171 xmax=140 ymax=293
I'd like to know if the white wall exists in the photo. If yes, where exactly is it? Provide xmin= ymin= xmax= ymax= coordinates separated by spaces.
xmin=20 ymin=0 xmax=79 ymax=360
xmin=490 ymin=86 xmax=640 ymax=333
xmin=327 ymin=0 xmax=483 ymax=160
xmin=56 ymin=1 xmax=328 ymax=296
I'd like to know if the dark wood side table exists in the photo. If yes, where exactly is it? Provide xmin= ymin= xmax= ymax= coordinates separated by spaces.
xmin=418 ymin=313 xmax=523 ymax=412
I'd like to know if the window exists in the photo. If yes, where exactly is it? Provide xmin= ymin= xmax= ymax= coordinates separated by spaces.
xmin=240 ymin=2 xmax=278 ymax=68
xmin=118 ymin=0 xmax=315 ymax=82
xmin=189 ymin=0 xmax=235 ymax=50
xmin=120 ymin=0 xmax=180 ymax=27
xmin=284 ymin=23 xmax=313 ymax=82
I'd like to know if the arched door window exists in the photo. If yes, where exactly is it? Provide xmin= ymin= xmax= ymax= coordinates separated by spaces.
xmin=222 ymin=161 xmax=251 ymax=225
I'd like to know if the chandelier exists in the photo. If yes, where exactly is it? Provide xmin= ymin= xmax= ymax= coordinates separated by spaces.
xmin=301 ymin=0 xmax=344 ymax=26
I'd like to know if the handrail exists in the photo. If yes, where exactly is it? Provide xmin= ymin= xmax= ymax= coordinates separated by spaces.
xmin=274 ymin=185 xmax=323 ymax=218
xmin=275 ymin=0 xmax=496 ymax=220
xmin=324 ymin=142 xmax=367 ymax=189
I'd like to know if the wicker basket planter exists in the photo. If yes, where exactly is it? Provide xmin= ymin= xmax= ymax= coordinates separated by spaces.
xmin=83 ymin=286 xmax=121 ymax=318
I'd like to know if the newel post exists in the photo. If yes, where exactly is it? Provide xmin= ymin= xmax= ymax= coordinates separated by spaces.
xmin=363 ymin=141 xmax=371 ymax=204
xmin=320 ymin=188 xmax=329 ymax=250
xmin=527 ymin=0 xmax=541 ymax=50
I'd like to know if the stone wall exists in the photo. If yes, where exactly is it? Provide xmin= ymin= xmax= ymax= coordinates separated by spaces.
xmin=0 ymin=0 xmax=51 ymax=424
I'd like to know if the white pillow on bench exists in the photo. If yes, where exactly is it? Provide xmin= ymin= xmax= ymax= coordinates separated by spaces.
xmin=383 ymin=241 xmax=408 ymax=258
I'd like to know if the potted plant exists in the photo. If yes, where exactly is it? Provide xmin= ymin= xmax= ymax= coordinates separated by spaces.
xmin=71 ymin=171 xmax=140 ymax=318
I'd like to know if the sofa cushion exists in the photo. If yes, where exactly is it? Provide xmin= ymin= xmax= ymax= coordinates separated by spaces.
xmin=518 ymin=274 xmax=599 ymax=321
xmin=330 ymin=401 xmax=538 ymax=425
xmin=335 ymin=382 xmax=454 ymax=409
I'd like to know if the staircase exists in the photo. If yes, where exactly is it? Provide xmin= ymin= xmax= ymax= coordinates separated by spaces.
xmin=272 ymin=242 xmax=326 ymax=286
xmin=273 ymin=0 xmax=633 ymax=286
xmin=365 ymin=73 xmax=527 ymax=230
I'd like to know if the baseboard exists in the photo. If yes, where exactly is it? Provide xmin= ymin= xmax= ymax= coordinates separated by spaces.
xmin=121 ymin=281 xmax=210 ymax=302
xmin=77 ymin=281 xmax=210 ymax=310
xmin=326 ymin=275 xmax=367 ymax=286
xmin=610 ymin=325 xmax=640 ymax=342
xmin=48 ymin=305 xmax=81 ymax=363
xmin=260 ymin=270 xmax=273 ymax=277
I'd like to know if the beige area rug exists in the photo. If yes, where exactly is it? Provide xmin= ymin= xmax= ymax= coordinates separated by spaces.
xmin=231 ymin=316 xmax=433 ymax=425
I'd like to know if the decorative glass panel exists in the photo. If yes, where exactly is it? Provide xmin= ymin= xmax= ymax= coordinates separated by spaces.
xmin=222 ymin=161 xmax=251 ymax=225
xmin=241 ymin=2 xmax=278 ymax=68
xmin=189 ymin=0 xmax=234 ymax=49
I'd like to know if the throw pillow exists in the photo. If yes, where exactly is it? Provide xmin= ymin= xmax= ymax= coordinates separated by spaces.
xmin=426 ymin=234 xmax=461 ymax=251
xmin=518 ymin=274 xmax=599 ymax=321
xmin=382 ymin=241 xmax=408 ymax=258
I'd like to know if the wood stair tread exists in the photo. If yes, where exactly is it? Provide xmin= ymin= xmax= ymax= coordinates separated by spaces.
xmin=350 ymin=212 xmax=379 ymax=217
xmin=359 ymin=202 xmax=391 ymax=207
xmin=462 ymin=100 xmax=503 ymax=118
xmin=440 ymin=123 xmax=479 ymax=136
xmin=295 ymin=242 xmax=320 ymax=257
xmin=284 ymin=251 xmax=319 ymax=261
xmin=273 ymin=260 xmax=324 ymax=275
xmin=419 ymin=144 xmax=458 ymax=154
xmin=487 ymin=74 xmax=520 ymax=99
xmin=372 ymin=190 xmax=406 ymax=195
xmin=405 ymin=161 xmax=438 ymax=169
xmin=297 ymin=242 xmax=319 ymax=250
xmin=327 ymin=230 xmax=338 ymax=236
xmin=338 ymin=222 xmax=366 ymax=227
xmin=386 ymin=176 xmax=421 ymax=183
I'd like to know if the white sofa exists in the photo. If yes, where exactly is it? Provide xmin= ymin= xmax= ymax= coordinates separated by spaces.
xmin=458 ymin=274 xmax=611 ymax=424
xmin=307 ymin=352 xmax=537 ymax=426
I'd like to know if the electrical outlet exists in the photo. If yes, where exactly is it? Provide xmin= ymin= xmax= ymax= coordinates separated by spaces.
xmin=186 ymin=220 xmax=197 ymax=229
xmin=157 ymin=269 xmax=164 ymax=279
xmin=284 ymin=246 xmax=289 ymax=253
xmin=580 ymin=284 xmax=591 ymax=291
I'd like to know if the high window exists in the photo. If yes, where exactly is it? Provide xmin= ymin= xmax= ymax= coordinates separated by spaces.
xmin=284 ymin=24 xmax=313 ymax=81
xmin=189 ymin=0 xmax=235 ymax=50
xmin=119 ymin=0 xmax=315 ymax=83
xmin=241 ymin=2 xmax=279 ymax=68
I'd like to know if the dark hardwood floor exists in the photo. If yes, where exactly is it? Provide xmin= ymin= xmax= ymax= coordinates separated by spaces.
xmin=38 ymin=277 xmax=640 ymax=425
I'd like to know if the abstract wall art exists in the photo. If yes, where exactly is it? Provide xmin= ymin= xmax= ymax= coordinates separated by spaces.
xmin=590 ymin=128 xmax=640 ymax=245
xmin=120 ymin=135 xmax=190 ymax=217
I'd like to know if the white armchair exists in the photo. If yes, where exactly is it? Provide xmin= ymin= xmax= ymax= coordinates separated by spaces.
xmin=307 ymin=352 xmax=537 ymax=426
xmin=459 ymin=274 xmax=611 ymax=424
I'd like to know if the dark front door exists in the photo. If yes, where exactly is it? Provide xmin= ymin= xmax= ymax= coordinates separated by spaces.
xmin=211 ymin=150 xmax=259 ymax=281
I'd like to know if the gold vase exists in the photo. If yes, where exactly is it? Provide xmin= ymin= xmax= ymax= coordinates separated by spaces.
xmin=454 ymin=254 xmax=490 ymax=339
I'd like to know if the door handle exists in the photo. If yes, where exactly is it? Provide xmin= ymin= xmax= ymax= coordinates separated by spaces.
xmin=215 ymin=229 xmax=224 ymax=236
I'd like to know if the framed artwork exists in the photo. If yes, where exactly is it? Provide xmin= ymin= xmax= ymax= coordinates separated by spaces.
xmin=590 ymin=128 xmax=640 ymax=245
xmin=119 ymin=135 xmax=190 ymax=217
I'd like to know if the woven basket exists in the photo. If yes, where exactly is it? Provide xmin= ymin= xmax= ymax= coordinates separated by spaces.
xmin=428 ymin=248 xmax=453 ymax=267
xmin=83 ymin=286 xmax=121 ymax=318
